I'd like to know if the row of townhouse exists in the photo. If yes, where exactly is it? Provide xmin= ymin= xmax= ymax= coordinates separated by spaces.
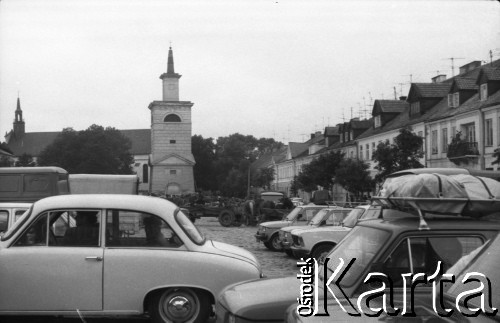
xmin=261 ymin=58 xmax=500 ymax=202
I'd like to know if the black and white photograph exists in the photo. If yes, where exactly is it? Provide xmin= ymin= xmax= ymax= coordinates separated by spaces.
xmin=1 ymin=0 xmax=500 ymax=322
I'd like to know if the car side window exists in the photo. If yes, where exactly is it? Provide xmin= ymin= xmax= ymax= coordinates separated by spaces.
xmin=383 ymin=236 xmax=483 ymax=287
xmin=14 ymin=213 xmax=48 ymax=246
xmin=106 ymin=210 xmax=182 ymax=248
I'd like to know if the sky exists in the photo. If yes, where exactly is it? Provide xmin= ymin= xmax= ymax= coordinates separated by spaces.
xmin=1 ymin=0 xmax=499 ymax=144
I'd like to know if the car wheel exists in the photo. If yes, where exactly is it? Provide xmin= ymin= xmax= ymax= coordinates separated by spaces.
xmin=285 ymin=249 xmax=294 ymax=257
xmin=263 ymin=241 xmax=272 ymax=249
xmin=150 ymin=288 xmax=210 ymax=323
xmin=312 ymin=244 xmax=335 ymax=264
xmin=269 ymin=234 xmax=283 ymax=252
xmin=218 ymin=210 xmax=234 ymax=227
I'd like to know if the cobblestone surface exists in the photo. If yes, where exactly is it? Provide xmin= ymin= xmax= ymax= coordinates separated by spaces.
xmin=197 ymin=217 xmax=299 ymax=277
xmin=3 ymin=217 xmax=299 ymax=323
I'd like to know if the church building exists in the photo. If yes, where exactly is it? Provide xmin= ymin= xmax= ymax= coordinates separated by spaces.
xmin=3 ymin=47 xmax=196 ymax=196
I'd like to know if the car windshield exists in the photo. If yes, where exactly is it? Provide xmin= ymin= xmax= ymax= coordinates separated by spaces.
xmin=308 ymin=209 xmax=330 ymax=225
xmin=1 ymin=207 xmax=32 ymax=241
xmin=284 ymin=207 xmax=302 ymax=221
xmin=175 ymin=208 xmax=205 ymax=245
xmin=341 ymin=207 xmax=365 ymax=228
xmin=321 ymin=226 xmax=390 ymax=288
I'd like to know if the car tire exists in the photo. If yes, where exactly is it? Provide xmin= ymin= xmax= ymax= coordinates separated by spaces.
xmin=285 ymin=249 xmax=294 ymax=257
xmin=263 ymin=241 xmax=272 ymax=249
xmin=218 ymin=210 xmax=234 ymax=227
xmin=312 ymin=243 xmax=335 ymax=264
xmin=269 ymin=234 xmax=283 ymax=252
xmin=149 ymin=288 xmax=210 ymax=323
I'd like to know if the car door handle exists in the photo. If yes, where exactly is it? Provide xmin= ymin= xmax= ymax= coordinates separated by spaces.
xmin=85 ymin=256 xmax=103 ymax=261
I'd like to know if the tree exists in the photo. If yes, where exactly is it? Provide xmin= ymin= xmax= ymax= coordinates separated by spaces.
xmin=294 ymin=151 xmax=345 ymax=192
xmin=252 ymin=167 xmax=275 ymax=190
xmin=15 ymin=153 xmax=36 ymax=167
xmin=0 ymin=156 xmax=13 ymax=167
xmin=372 ymin=127 xmax=423 ymax=184
xmin=335 ymin=159 xmax=374 ymax=200
xmin=192 ymin=135 xmax=216 ymax=191
xmin=38 ymin=125 xmax=134 ymax=174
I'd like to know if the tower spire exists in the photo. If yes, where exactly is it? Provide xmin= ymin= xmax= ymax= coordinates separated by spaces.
xmin=13 ymin=96 xmax=25 ymax=138
xmin=167 ymin=46 xmax=175 ymax=74
xmin=160 ymin=45 xmax=181 ymax=101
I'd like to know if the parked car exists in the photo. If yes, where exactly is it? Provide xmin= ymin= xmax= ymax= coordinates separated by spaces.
xmin=216 ymin=206 xmax=500 ymax=322
xmin=284 ymin=218 xmax=500 ymax=322
xmin=255 ymin=205 xmax=326 ymax=251
xmin=279 ymin=207 xmax=352 ymax=257
xmin=0 ymin=194 xmax=262 ymax=323
xmin=290 ymin=204 xmax=371 ymax=261
xmin=0 ymin=202 xmax=31 ymax=234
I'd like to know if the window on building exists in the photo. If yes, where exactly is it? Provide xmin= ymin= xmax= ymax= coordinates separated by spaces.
xmin=448 ymin=94 xmax=453 ymax=107
xmin=464 ymin=123 xmax=476 ymax=143
xmin=142 ymin=164 xmax=149 ymax=183
xmin=170 ymin=140 xmax=176 ymax=144
xmin=418 ymin=131 xmax=423 ymax=137
xmin=350 ymin=131 xmax=354 ymax=141
xmin=366 ymin=144 xmax=370 ymax=160
xmin=480 ymin=84 xmax=488 ymax=101
xmin=359 ymin=145 xmax=363 ymax=160
xmin=453 ymin=92 xmax=459 ymax=107
xmin=442 ymin=128 xmax=448 ymax=153
xmin=410 ymin=102 xmax=420 ymax=115
xmin=164 ymin=114 xmax=181 ymax=122
xmin=374 ymin=115 xmax=381 ymax=128
xmin=486 ymin=119 xmax=493 ymax=146
xmin=170 ymin=170 xmax=177 ymax=175
xmin=431 ymin=130 xmax=438 ymax=154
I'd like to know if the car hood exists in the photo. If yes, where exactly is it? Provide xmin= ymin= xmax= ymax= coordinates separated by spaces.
xmin=280 ymin=224 xmax=307 ymax=233
xmin=295 ymin=226 xmax=350 ymax=236
xmin=260 ymin=220 xmax=292 ymax=228
xmin=219 ymin=276 xmax=300 ymax=321
xmin=208 ymin=240 xmax=260 ymax=268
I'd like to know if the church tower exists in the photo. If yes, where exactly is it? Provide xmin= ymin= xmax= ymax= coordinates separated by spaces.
xmin=148 ymin=47 xmax=195 ymax=195
xmin=13 ymin=96 xmax=25 ymax=139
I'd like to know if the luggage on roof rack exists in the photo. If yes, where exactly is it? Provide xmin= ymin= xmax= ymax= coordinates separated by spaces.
xmin=377 ymin=173 xmax=500 ymax=217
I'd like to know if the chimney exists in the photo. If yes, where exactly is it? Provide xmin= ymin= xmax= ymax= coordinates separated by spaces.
xmin=310 ymin=133 xmax=315 ymax=139
xmin=432 ymin=75 xmax=447 ymax=83
xmin=459 ymin=61 xmax=482 ymax=75
xmin=399 ymin=96 xmax=407 ymax=101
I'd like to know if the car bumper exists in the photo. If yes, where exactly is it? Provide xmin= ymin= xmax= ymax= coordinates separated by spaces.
xmin=255 ymin=233 xmax=268 ymax=242
xmin=290 ymin=246 xmax=310 ymax=258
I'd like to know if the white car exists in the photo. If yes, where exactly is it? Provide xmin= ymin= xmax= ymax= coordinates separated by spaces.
xmin=0 ymin=194 xmax=262 ymax=322
xmin=0 ymin=202 xmax=31 ymax=233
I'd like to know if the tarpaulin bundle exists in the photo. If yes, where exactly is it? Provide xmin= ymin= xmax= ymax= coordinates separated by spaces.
xmin=379 ymin=173 xmax=500 ymax=217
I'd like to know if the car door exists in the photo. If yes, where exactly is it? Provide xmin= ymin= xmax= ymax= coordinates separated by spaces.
xmin=0 ymin=210 xmax=103 ymax=312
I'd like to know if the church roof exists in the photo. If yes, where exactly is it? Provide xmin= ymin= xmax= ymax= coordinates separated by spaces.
xmin=6 ymin=129 xmax=151 ymax=157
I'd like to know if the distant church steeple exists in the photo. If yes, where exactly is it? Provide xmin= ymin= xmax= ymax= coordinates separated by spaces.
xmin=160 ymin=46 xmax=182 ymax=101
xmin=13 ymin=96 xmax=25 ymax=138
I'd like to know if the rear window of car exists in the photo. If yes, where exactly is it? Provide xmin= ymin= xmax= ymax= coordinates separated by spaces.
xmin=1 ymin=206 xmax=32 ymax=241
xmin=175 ymin=208 xmax=205 ymax=245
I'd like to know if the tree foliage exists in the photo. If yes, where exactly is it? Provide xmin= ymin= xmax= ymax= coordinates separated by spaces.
xmin=335 ymin=158 xmax=373 ymax=198
xmin=191 ymin=133 xmax=284 ymax=197
xmin=38 ymin=125 xmax=134 ymax=174
xmin=15 ymin=153 xmax=36 ymax=167
xmin=372 ymin=127 xmax=424 ymax=184
xmin=294 ymin=151 xmax=345 ymax=192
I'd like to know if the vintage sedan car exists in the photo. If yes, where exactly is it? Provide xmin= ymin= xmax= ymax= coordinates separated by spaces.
xmin=0 ymin=194 xmax=263 ymax=323
xmin=255 ymin=205 xmax=326 ymax=251
xmin=0 ymin=202 xmax=31 ymax=233
xmin=279 ymin=207 xmax=352 ymax=257
xmin=284 ymin=220 xmax=500 ymax=322
xmin=216 ymin=206 xmax=500 ymax=322
xmin=290 ymin=204 xmax=371 ymax=261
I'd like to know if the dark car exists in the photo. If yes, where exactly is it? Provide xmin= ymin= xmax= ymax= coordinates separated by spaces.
xmin=285 ymin=219 xmax=500 ymax=322
xmin=216 ymin=206 xmax=500 ymax=322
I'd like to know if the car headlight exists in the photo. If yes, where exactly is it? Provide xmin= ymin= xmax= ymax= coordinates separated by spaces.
xmin=285 ymin=232 xmax=289 ymax=238
xmin=261 ymin=227 xmax=266 ymax=232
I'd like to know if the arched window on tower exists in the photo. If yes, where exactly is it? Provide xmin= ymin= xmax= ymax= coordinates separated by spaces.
xmin=164 ymin=114 xmax=181 ymax=122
